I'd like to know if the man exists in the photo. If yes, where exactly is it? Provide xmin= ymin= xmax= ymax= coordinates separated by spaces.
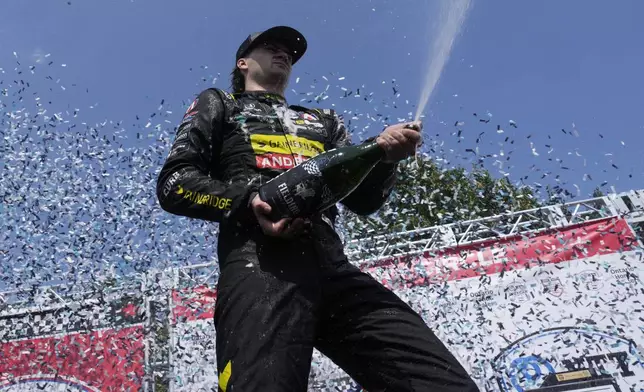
xmin=157 ymin=26 xmax=479 ymax=392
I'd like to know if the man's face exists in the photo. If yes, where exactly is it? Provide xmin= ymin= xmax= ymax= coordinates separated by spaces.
xmin=238 ymin=42 xmax=293 ymax=87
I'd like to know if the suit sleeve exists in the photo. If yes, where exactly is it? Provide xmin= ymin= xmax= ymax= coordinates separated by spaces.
xmin=327 ymin=112 xmax=398 ymax=216
xmin=156 ymin=89 xmax=258 ymax=224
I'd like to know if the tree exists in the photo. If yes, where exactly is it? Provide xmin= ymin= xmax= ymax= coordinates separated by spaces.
xmin=545 ymin=184 xmax=574 ymax=205
xmin=340 ymin=154 xmax=540 ymax=241
xmin=591 ymin=187 xmax=605 ymax=198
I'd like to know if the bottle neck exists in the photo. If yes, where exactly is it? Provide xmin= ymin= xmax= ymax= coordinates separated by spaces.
xmin=361 ymin=139 xmax=386 ymax=161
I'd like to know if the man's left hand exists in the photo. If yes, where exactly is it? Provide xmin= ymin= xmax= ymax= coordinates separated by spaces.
xmin=376 ymin=121 xmax=423 ymax=163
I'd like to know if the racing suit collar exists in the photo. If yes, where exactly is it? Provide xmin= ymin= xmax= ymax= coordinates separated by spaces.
xmin=240 ymin=90 xmax=287 ymax=105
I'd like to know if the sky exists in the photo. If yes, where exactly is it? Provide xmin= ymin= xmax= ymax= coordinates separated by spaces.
xmin=1 ymin=0 xmax=644 ymax=289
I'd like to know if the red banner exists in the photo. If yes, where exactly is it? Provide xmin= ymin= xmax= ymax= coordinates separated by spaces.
xmin=364 ymin=217 xmax=638 ymax=287
xmin=0 ymin=326 xmax=145 ymax=391
xmin=171 ymin=285 xmax=217 ymax=323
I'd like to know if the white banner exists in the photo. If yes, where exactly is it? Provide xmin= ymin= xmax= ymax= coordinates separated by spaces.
xmin=171 ymin=218 xmax=644 ymax=391
xmin=170 ymin=286 xmax=218 ymax=391
xmin=375 ymin=250 xmax=643 ymax=392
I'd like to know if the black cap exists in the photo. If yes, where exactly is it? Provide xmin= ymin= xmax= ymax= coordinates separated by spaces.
xmin=236 ymin=26 xmax=307 ymax=65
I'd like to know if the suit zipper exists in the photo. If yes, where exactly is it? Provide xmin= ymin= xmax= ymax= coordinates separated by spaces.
xmin=274 ymin=106 xmax=298 ymax=165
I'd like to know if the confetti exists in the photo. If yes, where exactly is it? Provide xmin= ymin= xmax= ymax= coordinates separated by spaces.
xmin=1 ymin=37 xmax=642 ymax=392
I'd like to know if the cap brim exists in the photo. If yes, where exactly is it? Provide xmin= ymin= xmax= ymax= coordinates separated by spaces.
xmin=245 ymin=26 xmax=307 ymax=65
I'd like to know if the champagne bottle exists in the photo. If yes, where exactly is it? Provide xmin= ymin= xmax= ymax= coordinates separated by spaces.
xmin=258 ymin=140 xmax=385 ymax=221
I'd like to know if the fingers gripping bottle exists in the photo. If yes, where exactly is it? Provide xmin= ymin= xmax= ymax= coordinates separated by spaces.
xmin=258 ymin=140 xmax=385 ymax=221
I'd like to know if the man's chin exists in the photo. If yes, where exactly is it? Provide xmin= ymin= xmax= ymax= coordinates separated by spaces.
xmin=267 ymin=71 xmax=290 ymax=85
xmin=273 ymin=65 xmax=291 ymax=75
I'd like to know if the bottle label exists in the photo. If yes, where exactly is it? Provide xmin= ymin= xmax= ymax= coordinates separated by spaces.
xmin=259 ymin=159 xmax=334 ymax=221
xmin=277 ymin=182 xmax=301 ymax=216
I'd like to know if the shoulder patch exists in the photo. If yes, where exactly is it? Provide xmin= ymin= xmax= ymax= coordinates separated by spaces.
xmin=184 ymin=98 xmax=198 ymax=118
xmin=301 ymin=112 xmax=319 ymax=121
xmin=220 ymin=90 xmax=235 ymax=102
xmin=213 ymin=89 xmax=238 ymax=120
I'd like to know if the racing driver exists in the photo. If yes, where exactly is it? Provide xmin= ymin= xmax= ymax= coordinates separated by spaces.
xmin=157 ymin=25 xmax=479 ymax=392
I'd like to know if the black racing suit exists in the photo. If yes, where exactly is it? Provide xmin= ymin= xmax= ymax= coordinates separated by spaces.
xmin=157 ymin=89 xmax=479 ymax=392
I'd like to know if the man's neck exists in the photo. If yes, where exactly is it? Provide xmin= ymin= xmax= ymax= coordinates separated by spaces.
xmin=244 ymin=80 xmax=286 ymax=97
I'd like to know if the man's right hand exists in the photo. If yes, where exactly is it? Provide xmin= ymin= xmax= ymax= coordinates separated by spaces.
xmin=250 ymin=194 xmax=310 ymax=239
xmin=376 ymin=121 xmax=423 ymax=163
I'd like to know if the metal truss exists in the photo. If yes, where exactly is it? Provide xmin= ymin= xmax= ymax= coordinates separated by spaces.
xmin=3 ymin=190 xmax=642 ymax=310
xmin=344 ymin=189 xmax=644 ymax=264
xmin=173 ymin=262 xmax=220 ymax=289
xmin=0 ymin=275 xmax=145 ymax=316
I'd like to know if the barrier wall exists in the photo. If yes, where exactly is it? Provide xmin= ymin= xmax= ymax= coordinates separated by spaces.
xmin=0 ymin=295 xmax=146 ymax=391
xmin=170 ymin=217 xmax=644 ymax=391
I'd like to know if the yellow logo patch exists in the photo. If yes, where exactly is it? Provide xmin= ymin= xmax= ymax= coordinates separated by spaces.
xmin=176 ymin=186 xmax=232 ymax=210
xmin=219 ymin=360 xmax=232 ymax=392
xmin=250 ymin=134 xmax=324 ymax=158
